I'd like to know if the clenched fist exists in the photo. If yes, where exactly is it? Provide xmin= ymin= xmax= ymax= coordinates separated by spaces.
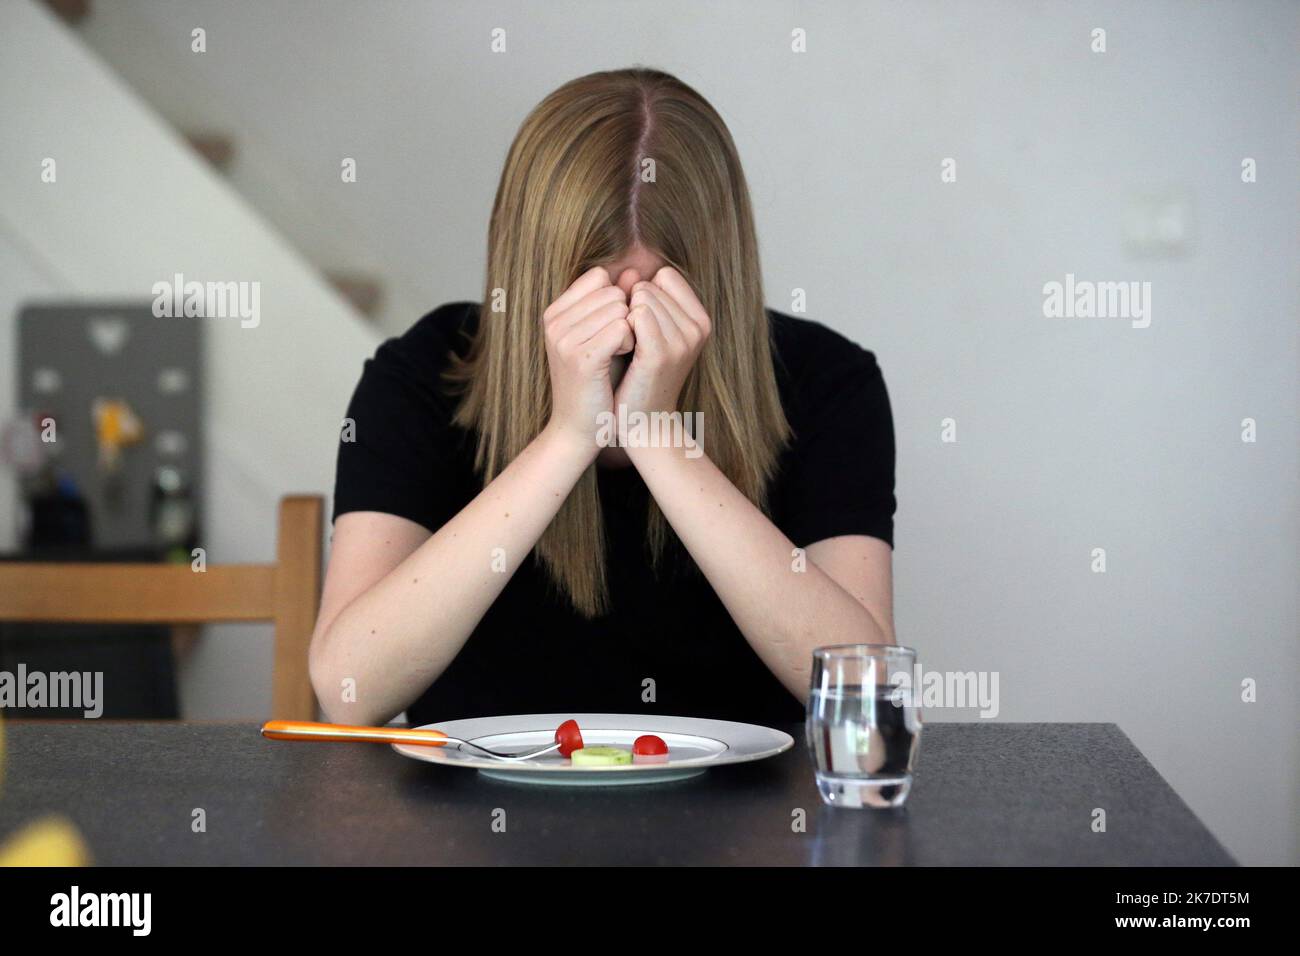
xmin=541 ymin=266 xmax=636 ymax=450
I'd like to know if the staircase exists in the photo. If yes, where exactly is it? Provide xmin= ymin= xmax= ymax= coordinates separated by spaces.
xmin=45 ymin=0 xmax=424 ymax=329
xmin=0 ymin=0 xmax=384 ymax=716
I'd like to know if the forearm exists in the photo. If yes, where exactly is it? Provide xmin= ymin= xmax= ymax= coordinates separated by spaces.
xmin=314 ymin=425 xmax=595 ymax=724
xmin=626 ymin=442 xmax=891 ymax=699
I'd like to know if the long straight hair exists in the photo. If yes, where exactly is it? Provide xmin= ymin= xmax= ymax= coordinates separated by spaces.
xmin=449 ymin=68 xmax=789 ymax=617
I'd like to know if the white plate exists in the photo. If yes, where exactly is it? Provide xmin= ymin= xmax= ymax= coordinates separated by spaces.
xmin=392 ymin=713 xmax=794 ymax=786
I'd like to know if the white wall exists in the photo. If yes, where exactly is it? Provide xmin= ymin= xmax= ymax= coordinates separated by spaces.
xmin=0 ymin=0 xmax=380 ymax=717
xmin=75 ymin=2 xmax=428 ymax=334
xmin=9 ymin=0 xmax=1298 ymax=865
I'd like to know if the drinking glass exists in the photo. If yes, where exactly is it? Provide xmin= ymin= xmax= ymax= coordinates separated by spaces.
xmin=806 ymin=644 xmax=922 ymax=808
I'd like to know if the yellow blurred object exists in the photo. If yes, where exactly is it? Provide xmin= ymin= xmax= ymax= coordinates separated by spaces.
xmin=92 ymin=397 xmax=145 ymax=471
xmin=0 ymin=816 xmax=91 ymax=867
xmin=0 ymin=717 xmax=91 ymax=866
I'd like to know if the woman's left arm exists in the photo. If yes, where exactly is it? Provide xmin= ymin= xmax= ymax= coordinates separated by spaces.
xmin=626 ymin=439 xmax=894 ymax=699
xmin=617 ymin=268 xmax=894 ymax=701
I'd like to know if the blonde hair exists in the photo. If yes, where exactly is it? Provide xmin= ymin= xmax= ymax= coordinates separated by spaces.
xmin=449 ymin=68 xmax=789 ymax=616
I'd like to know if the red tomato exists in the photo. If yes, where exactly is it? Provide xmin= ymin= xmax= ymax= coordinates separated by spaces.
xmin=555 ymin=719 xmax=584 ymax=758
xmin=632 ymin=734 xmax=668 ymax=757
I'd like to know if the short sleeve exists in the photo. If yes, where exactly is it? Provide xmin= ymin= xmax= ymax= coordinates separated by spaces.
xmin=332 ymin=313 xmax=469 ymax=532
xmin=779 ymin=350 xmax=896 ymax=549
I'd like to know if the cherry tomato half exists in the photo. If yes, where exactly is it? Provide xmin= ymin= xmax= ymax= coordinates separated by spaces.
xmin=555 ymin=719 xmax=584 ymax=758
xmin=632 ymin=734 xmax=668 ymax=757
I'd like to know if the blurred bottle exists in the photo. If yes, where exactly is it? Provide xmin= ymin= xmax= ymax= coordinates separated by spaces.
xmin=26 ymin=470 xmax=91 ymax=549
xmin=150 ymin=466 xmax=196 ymax=563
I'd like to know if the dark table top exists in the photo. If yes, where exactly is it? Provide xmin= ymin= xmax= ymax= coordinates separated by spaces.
xmin=0 ymin=720 xmax=1234 ymax=865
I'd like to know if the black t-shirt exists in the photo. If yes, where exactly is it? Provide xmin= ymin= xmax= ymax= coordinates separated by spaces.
xmin=333 ymin=302 xmax=895 ymax=727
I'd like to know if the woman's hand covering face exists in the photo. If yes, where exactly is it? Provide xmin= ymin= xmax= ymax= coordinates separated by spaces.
xmin=541 ymin=266 xmax=636 ymax=450
xmin=542 ymin=264 xmax=710 ymax=450
xmin=614 ymin=266 xmax=712 ymax=417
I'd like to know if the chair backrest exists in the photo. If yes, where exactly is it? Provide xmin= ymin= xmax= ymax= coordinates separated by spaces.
xmin=0 ymin=495 xmax=323 ymax=719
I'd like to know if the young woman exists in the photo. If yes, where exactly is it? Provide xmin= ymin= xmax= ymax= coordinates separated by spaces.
xmin=309 ymin=68 xmax=896 ymax=729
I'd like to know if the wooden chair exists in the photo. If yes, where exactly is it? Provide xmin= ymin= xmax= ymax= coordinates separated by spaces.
xmin=0 ymin=495 xmax=323 ymax=719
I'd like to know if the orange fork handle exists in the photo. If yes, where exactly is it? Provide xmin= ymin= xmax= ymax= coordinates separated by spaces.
xmin=260 ymin=720 xmax=449 ymax=746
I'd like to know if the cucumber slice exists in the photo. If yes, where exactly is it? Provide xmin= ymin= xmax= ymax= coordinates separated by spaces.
xmin=569 ymin=746 xmax=632 ymax=767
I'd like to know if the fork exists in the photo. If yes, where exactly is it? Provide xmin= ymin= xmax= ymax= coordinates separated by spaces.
xmin=260 ymin=720 xmax=560 ymax=762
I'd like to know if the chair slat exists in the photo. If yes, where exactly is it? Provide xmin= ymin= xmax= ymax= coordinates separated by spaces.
xmin=0 ymin=563 xmax=276 ymax=623
xmin=0 ymin=494 xmax=324 ymax=720
xmin=271 ymin=496 xmax=324 ymax=719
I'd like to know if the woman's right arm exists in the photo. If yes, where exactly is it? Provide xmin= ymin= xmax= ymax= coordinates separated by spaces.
xmin=309 ymin=423 xmax=595 ymax=725
xmin=308 ymin=267 xmax=633 ymax=725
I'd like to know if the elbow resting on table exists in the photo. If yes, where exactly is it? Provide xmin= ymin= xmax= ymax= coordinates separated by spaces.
xmin=308 ymin=619 xmax=386 ymax=727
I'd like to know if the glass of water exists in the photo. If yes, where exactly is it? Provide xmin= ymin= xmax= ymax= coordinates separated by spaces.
xmin=806 ymin=644 xmax=922 ymax=809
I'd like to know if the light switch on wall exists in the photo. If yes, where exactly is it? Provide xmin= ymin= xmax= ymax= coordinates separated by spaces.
xmin=1123 ymin=190 xmax=1195 ymax=258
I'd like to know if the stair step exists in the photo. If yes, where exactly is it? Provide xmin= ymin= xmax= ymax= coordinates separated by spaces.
xmin=44 ymin=0 xmax=90 ymax=24
xmin=185 ymin=133 xmax=236 ymax=172
xmin=325 ymin=273 xmax=383 ymax=318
